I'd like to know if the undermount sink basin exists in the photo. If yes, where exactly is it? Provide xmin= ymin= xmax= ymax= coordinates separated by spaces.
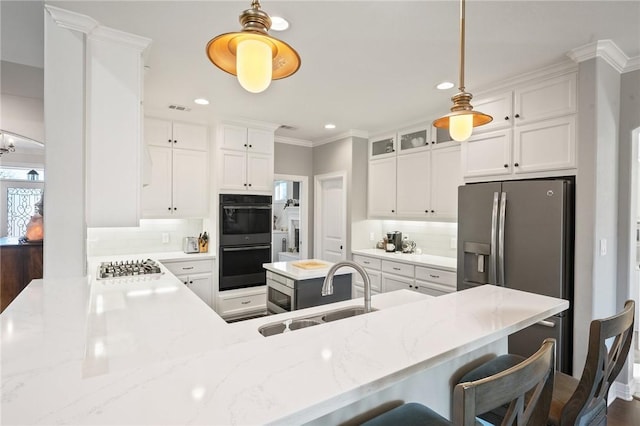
xmin=258 ymin=306 xmax=377 ymax=337
xmin=321 ymin=306 xmax=372 ymax=322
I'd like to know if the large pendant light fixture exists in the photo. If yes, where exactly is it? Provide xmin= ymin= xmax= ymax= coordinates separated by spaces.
xmin=206 ymin=0 xmax=301 ymax=93
xmin=433 ymin=0 xmax=492 ymax=141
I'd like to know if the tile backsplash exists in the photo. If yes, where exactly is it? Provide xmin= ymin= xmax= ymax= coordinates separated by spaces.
xmin=87 ymin=219 xmax=205 ymax=256
xmin=353 ymin=220 xmax=457 ymax=258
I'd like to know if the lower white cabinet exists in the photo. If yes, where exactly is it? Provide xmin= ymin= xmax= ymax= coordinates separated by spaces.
xmin=160 ymin=258 xmax=214 ymax=307
xmin=217 ymin=287 xmax=266 ymax=320
xmin=352 ymin=253 xmax=456 ymax=298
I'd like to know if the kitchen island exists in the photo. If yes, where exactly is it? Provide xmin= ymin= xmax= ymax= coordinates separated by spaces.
xmin=1 ymin=259 xmax=568 ymax=425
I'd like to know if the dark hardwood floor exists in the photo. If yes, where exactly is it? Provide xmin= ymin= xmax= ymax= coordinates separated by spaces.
xmin=608 ymin=397 xmax=640 ymax=426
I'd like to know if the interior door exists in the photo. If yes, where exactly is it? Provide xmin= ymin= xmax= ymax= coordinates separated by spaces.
xmin=315 ymin=173 xmax=346 ymax=263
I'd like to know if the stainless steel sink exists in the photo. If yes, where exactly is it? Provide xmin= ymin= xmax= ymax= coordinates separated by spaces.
xmin=258 ymin=306 xmax=377 ymax=337
xmin=321 ymin=306 xmax=372 ymax=322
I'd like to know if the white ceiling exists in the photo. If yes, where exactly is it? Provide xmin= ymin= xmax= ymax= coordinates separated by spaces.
xmin=4 ymin=1 xmax=640 ymax=142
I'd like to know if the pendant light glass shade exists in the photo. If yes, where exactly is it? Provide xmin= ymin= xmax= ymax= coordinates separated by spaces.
xmin=433 ymin=0 xmax=492 ymax=141
xmin=206 ymin=1 xmax=300 ymax=93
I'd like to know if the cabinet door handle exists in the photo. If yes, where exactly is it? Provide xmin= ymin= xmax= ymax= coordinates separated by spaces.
xmin=515 ymin=113 xmax=520 ymax=118
xmin=504 ymin=116 xmax=509 ymax=120
xmin=431 ymin=210 xmax=435 ymax=213
xmin=504 ymin=164 xmax=508 ymax=168
xmin=168 ymin=139 xmax=172 ymax=143
xmin=514 ymin=163 xmax=519 ymax=167
xmin=167 ymin=207 xmax=172 ymax=211
xmin=244 ymin=144 xmax=247 ymax=147
xmin=248 ymin=183 xmax=252 ymax=187
xmin=173 ymin=207 xmax=177 ymax=211
xmin=244 ymin=183 xmax=247 ymax=186
xmin=249 ymin=144 xmax=252 ymax=148
xmin=391 ymin=209 xmax=395 ymax=213
xmin=174 ymin=140 xmax=177 ymax=144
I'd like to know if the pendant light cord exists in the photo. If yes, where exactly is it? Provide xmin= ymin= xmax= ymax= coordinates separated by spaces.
xmin=459 ymin=0 xmax=466 ymax=93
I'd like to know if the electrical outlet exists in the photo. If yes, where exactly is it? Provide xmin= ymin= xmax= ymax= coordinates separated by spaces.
xmin=599 ymin=238 xmax=607 ymax=256
xmin=162 ymin=233 xmax=170 ymax=244
xmin=369 ymin=232 xmax=375 ymax=241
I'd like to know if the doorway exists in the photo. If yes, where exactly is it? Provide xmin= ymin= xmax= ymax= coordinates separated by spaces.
xmin=272 ymin=174 xmax=309 ymax=261
xmin=314 ymin=171 xmax=346 ymax=263
xmin=632 ymin=126 xmax=640 ymax=399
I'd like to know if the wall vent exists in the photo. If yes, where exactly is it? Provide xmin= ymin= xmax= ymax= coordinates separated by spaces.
xmin=168 ymin=104 xmax=191 ymax=112
xmin=279 ymin=124 xmax=297 ymax=130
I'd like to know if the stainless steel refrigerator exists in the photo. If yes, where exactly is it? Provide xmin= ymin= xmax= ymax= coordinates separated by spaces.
xmin=457 ymin=178 xmax=574 ymax=373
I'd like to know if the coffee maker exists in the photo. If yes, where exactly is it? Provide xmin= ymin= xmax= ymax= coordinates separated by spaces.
xmin=385 ymin=231 xmax=403 ymax=252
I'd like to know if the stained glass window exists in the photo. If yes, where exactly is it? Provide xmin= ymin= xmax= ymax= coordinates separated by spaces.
xmin=7 ymin=188 xmax=43 ymax=237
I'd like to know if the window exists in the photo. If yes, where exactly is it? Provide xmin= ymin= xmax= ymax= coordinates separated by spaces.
xmin=6 ymin=187 xmax=43 ymax=237
xmin=0 ymin=167 xmax=45 ymax=181
xmin=274 ymin=180 xmax=288 ymax=202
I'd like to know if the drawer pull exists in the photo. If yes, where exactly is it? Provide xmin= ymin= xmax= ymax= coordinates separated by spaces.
xmin=182 ymin=266 xmax=194 ymax=270
xmin=537 ymin=320 xmax=556 ymax=328
xmin=363 ymin=261 xmax=370 ymax=264
xmin=393 ymin=267 xmax=401 ymax=271
xmin=241 ymin=300 xmax=251 ymax=305
xmin=429 ymin=274 xmax=440 ymax=278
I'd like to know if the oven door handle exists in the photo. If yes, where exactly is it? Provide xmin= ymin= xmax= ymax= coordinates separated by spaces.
xmin=222 ymin=205 xmax=271 ymax=210
xmin=222 ymin=245 xmax=271 ymax=252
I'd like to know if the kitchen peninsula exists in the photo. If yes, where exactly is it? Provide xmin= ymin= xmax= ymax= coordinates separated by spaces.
xmin=0 ymin=261 xmax=568 ymax=425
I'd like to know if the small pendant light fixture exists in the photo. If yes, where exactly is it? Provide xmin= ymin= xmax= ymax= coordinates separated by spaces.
xmin=433 ymin=0 xmax=492 ymax=142
xmin=206 ymin=0 xmax=301 ymax=93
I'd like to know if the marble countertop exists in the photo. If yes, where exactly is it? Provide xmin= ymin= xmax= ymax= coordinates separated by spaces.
xmin=1 ymin=257 xmax=567 ymax=425
xmin=352 ymin=248 xmax=457 ymax=271
xmin=263 ymin=259 xmax=351 ymax=280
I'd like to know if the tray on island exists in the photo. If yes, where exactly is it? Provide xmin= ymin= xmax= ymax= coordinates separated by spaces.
xmin=291 ymin=260 xmax=329 ymax=270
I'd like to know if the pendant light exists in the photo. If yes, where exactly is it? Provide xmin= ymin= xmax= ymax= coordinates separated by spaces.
xmin=433 ymin=0 xmax=492 ymax=141
xmin=206 ymin=0 xmax=301 ymax=93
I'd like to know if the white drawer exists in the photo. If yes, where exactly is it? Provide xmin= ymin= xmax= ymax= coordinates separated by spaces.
xmin=162 ymin=259 xmax=212 ymax=276
xmin=266 ymin=271 xmax=294 ymax=288
xmin=415 ymin=280 xmax=456 ymax=296
xmin=415 ymin=266 xmax=456 ymax=288
xmin=381 ymin=260 xmax=414 ymax=278
xmin=352 ymin=254 xmax=381 ymax=270
xmin=218 ymin=291 xmax=266 ymax=317
xmin=353 ymin=269 xmax=382 ymax=292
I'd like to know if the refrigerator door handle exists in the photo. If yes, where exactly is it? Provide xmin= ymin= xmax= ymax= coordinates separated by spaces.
xmin=536 ymin=320 xmax=556 ymax=328
xmin=498 ymin=191 xmax=507 ymax=286
xmin=489 ymin=192 xmax=499 ymax=285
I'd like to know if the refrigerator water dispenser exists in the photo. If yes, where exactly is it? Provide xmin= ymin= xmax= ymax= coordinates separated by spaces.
xmin=463 ymin=242 xmax=491 ymax=284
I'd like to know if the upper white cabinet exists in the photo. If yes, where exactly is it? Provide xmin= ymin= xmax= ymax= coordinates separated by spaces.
xmin=368 ymin=124 xmax=462 ymax=220
xmin=85 ymin=27 xmax=151 ymax=227
xmin=463 ymin=72 xmax=577 ymax=180
xmin=217 ymin=123 xmax=275 ymax=193
xmin=141 ymin=118 xmax=209 ymax=218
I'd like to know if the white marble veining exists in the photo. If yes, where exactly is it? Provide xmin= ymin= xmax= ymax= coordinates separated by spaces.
xmin=352 ymin=248 xmax=457 ymax=271
xmin=263 ymin=259 xmax=352 ymax=281
xmin=1 ymin=257 xmax=567 ymax=425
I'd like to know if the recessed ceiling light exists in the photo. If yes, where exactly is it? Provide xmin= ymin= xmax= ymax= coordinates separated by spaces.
xmin=270 ymin=16 xmax=289 ymax=31
xmin=436 ymin=81 xmax=455 ymax=90
xmin=324 ymin=123 xmax=336 ymax=129
xmin=194 ymin=98 xmax=210 ymax=105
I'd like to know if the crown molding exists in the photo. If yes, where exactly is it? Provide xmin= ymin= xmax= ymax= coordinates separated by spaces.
xmin=313 ymin=129 xmax=369 ymax=147
xmin=46 ymin=5 xmax=151 ymax=51
xmin=274 ymin=136 xmax=313 ymax=148
xmin=568 ymin=39 xmax=639 ymax=74
xmin=216 ymin=117 xmax=281 ymax=132
xmin=45 ymin=5 xmax=98 ymax=33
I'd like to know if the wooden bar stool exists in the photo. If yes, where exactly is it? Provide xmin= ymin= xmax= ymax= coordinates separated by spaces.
xmin=361 ymin=338 xmax=556 ymax=426
xmin=457 ymin=300 xmax=635 ymax=426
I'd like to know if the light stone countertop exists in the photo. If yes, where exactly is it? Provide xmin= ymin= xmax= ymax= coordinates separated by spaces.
xmin=263 ymin=259 xmax=352 ymax=281
xmin=1 ymin=255 xmax=567 ymax=425
xmin=352 ymin=248 xmax=457 ymax=271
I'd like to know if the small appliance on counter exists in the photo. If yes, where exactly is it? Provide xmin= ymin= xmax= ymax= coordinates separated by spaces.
xmin=401 ymin=237 xmax=416 ymax=253
xmin=183 ymin=237 xmax=200 ymax=253
xmin=385 ymin=231 xmax=402 ymax=252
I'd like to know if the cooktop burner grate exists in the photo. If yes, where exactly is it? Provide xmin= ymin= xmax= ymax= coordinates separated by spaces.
xmin=97 ymin=259 xmax=162 ymax=279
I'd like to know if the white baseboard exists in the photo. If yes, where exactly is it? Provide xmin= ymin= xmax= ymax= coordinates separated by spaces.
xmin=609 ymin=380 xmax=636 ymax=404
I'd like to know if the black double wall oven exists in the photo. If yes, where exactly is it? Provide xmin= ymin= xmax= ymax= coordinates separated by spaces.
xmin=219 ymin=194 xmax=272 ymax=292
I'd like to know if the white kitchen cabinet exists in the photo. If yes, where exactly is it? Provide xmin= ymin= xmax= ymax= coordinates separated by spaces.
xmin=218 ymin=124 xmax=275 ymax=193
xmin=369 ymin=134 xmax=396 ymax=159
xmin=161 ymin=258 xmax=214 ymax=307
xmin=463 ymin=72 xmax=577 ymax=180
xmin=368 ymin=157 xmax=397 ymax=217
xmin=217 ymin=286 xmax=267 ymax=320
xmin=382 ymin=273 xmax=415 ymax=292
xmin=396 ymin=150 xmax=431 ymax=218
xmin=431 ymin=145 xmax=464 ymax=218
xmin=142 ymin=146 xmax=208 ymax=218
xmin=142 ymin=117 xmax=209 ymax=218
xmin=352 ymin=254 xmax=382 ymax=297
xmin=85 ymin=29 xmax=150 ymax=227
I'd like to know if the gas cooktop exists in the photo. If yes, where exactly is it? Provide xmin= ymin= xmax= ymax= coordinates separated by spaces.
xmin=97 ymin=259 xmax=162 ymax=279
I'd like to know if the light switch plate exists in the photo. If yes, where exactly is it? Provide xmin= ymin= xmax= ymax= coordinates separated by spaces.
xmin=599 ymin=238 xmax=607 ymax=256
xmin=162 ymin=233 xmax=170 ymax=244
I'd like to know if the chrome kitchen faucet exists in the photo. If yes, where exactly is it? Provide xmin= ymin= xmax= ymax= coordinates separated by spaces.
xmin=322 ymin=261 xmax=372 ymax=313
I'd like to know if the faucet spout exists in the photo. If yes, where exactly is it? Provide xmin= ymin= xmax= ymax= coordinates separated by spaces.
xmin=321 ymin=260 xmax=372 ymax=313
